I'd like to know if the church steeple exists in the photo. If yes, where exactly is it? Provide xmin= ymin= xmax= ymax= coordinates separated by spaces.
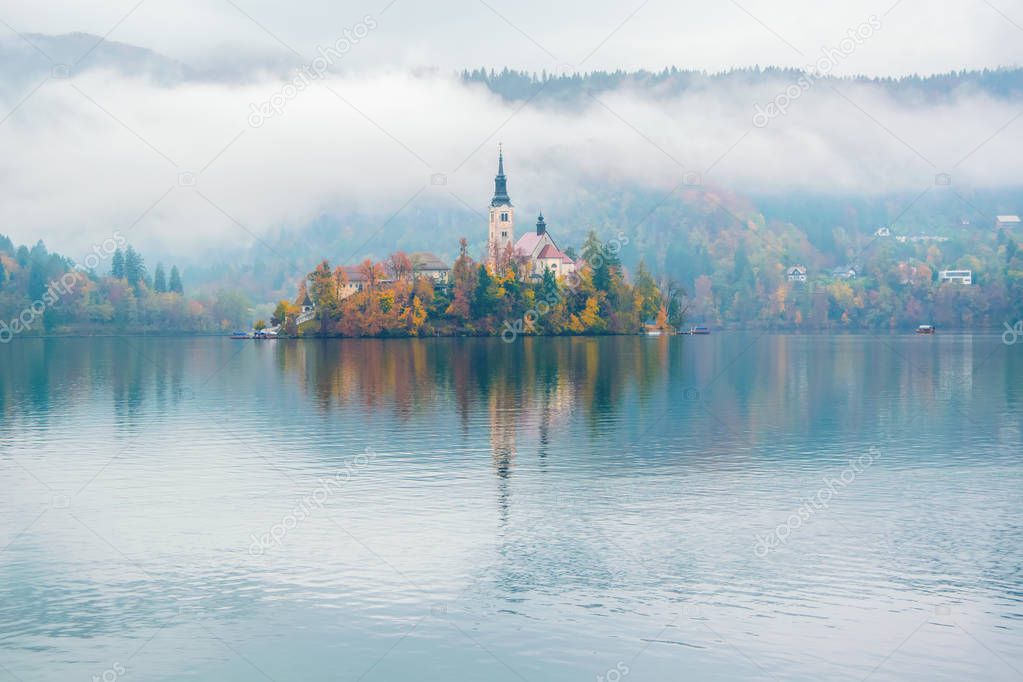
xmin=536 ymin=211 xmax=546 ymax=235
xmin=491 ymin=144 xmax=511 ymax=207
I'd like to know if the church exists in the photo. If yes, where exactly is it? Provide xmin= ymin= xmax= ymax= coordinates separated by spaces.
xmin=486 ymin=147 xmax=578 ymax=279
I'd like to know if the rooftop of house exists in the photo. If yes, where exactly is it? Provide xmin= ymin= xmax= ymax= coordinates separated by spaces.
xmin=536 ymin=244 xmax=573 ymax=263
xmin=513 ymin=232 xmax=544 ymax=257
xmin=997 ymin=215 xmax=1021 ymax=222
xmin=338 ymin=265 xmax=396 ymax=283
xmin=410 ymin=252 xmax=450 ymax=271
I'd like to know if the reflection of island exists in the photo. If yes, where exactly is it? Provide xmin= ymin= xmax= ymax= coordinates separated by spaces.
xmin=2 ymin=334 xmax=1011 ymax=467
xmin=276 ymin=337 xmax=672 ymax=432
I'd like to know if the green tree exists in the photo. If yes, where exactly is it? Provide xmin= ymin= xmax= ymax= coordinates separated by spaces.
xmin=153 ymin=263 xmax=167 ymax=293
xmin=169 ymin=266 xmax=183 ymax=294
xmin=124 ymin=246 xmax=145 ymax=290
xmin=634 ymin=260 xmax=660 ymax=321
xmin=472 ymin=264 xmax=496 ymax=318
xmin=111 ymin=248 xmax=125 ymax=279
xmin=539 ymin=266 xmax=559 ymax=305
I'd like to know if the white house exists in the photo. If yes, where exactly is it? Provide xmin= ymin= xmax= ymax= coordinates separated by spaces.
xmin=786 ymin=265 xmax=807 ymax=282
xmin=875 ymin=226 xmax=891 ymax=237
xmin=997 ymin=215 xmax=1020 ymax=229
xmin=939 ymin=269 xmax=972 ymax=285
xmin=410 ymin=252 xmax=450 ymax=283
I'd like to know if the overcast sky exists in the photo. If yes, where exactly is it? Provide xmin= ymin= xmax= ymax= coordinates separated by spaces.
xmin=1 ymin=0 xmax=1020 ymax=75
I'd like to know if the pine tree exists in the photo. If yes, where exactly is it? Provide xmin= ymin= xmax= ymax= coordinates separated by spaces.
xmin=153 ymin=263 xmax=167 ymax=293
xmin=539 ymin=266 xmax=559 ymax=305
xmin=168 ymin=266 xmax=183 ymax=294
xmin=124 ymin=246 xmax=145 ymax=289
xmin=111 ymin=248 xmax=125 ymax=279
xmin=582 ymin=231 xmax=613 ymax=293
xmin=472 ymin=264 xmax=495 ymax=318
xmin=0 ymin=259 xmax=6 ymax=287
xmin=28 ymin=261 xmax=47 ymax=300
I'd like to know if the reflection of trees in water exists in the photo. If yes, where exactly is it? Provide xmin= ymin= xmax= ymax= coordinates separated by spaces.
xmin=0 ymin=338 xmax=190 ymax=429
xmin=277 ymin=336 xmax=674 ymax=432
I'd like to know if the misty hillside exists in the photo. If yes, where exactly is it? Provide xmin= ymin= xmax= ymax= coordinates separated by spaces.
xmin=4 ymin=32 xmax=1022 ymax=102
xmin=0 ymin=33 xmax=300 ymax=87
xmin=460 ymin=67 xmax=1023 ymax=105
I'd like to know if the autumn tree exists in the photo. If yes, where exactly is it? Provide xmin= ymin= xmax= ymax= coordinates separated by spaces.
xmin=388 ymin=252 xmax=413 ymax=281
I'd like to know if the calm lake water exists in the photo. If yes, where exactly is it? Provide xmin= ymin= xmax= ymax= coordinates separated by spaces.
xmin=0 ymin=334 xmax=1020 ymax=681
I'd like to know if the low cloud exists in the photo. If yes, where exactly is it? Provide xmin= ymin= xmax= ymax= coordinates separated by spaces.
xmin=0 ymin=63 xmax=1020 ymax=259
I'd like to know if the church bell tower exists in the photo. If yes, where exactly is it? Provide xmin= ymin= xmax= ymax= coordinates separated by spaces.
xmin=487 ymin=144 xmax=514 ymax=265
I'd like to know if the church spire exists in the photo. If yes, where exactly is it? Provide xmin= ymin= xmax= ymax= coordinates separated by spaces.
xmin=491 ymin=143 xmax=511 ymax=207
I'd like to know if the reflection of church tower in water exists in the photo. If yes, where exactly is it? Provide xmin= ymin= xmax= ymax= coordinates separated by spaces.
xmin=489 ymin=383 xmax=517 ymax=477
xmin=489 ymin=377 xmax=517 ymax=525
xmin=487 ymin=145 xmax=514 ymax=266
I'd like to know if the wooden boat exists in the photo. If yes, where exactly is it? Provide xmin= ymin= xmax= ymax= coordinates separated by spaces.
xmin=688 ymin=326 xmax=711 ymax=335
xmin=915 ymin=325 xmax=935 ymax=335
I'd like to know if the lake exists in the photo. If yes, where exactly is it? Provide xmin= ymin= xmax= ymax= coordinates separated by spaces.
xmin=0 ymin=334 xmax=1020 ymax=681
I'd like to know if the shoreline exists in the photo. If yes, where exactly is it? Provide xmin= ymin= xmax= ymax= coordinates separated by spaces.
xmin=0 ymin=328 xmax=1008 ymax=342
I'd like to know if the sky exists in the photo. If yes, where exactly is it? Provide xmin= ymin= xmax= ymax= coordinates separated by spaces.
xmin=0 ymin=0 xmax=1021 ymax=260
xmin=0 ymin=0 xmax=1021 ymax=75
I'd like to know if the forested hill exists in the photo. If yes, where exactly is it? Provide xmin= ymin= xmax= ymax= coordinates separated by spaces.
xmin=460 ymin=67 xmax=1023 ymax=104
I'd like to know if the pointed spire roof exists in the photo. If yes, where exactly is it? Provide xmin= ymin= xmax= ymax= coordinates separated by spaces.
xmin=491 ymin=143 xmax=512 ymax=207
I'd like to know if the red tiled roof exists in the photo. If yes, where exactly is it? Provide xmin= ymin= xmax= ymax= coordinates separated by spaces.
xmin=537 ymin=244 xmax=566 ymax=260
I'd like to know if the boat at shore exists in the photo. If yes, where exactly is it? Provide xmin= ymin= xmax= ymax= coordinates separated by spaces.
xmin=684 ymin=325 xmax=711 ymax=335
xmin=230 ymin=330 xmax=251 ymax=339
xmin=915 ymin=324 xmax=935 ymax=334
